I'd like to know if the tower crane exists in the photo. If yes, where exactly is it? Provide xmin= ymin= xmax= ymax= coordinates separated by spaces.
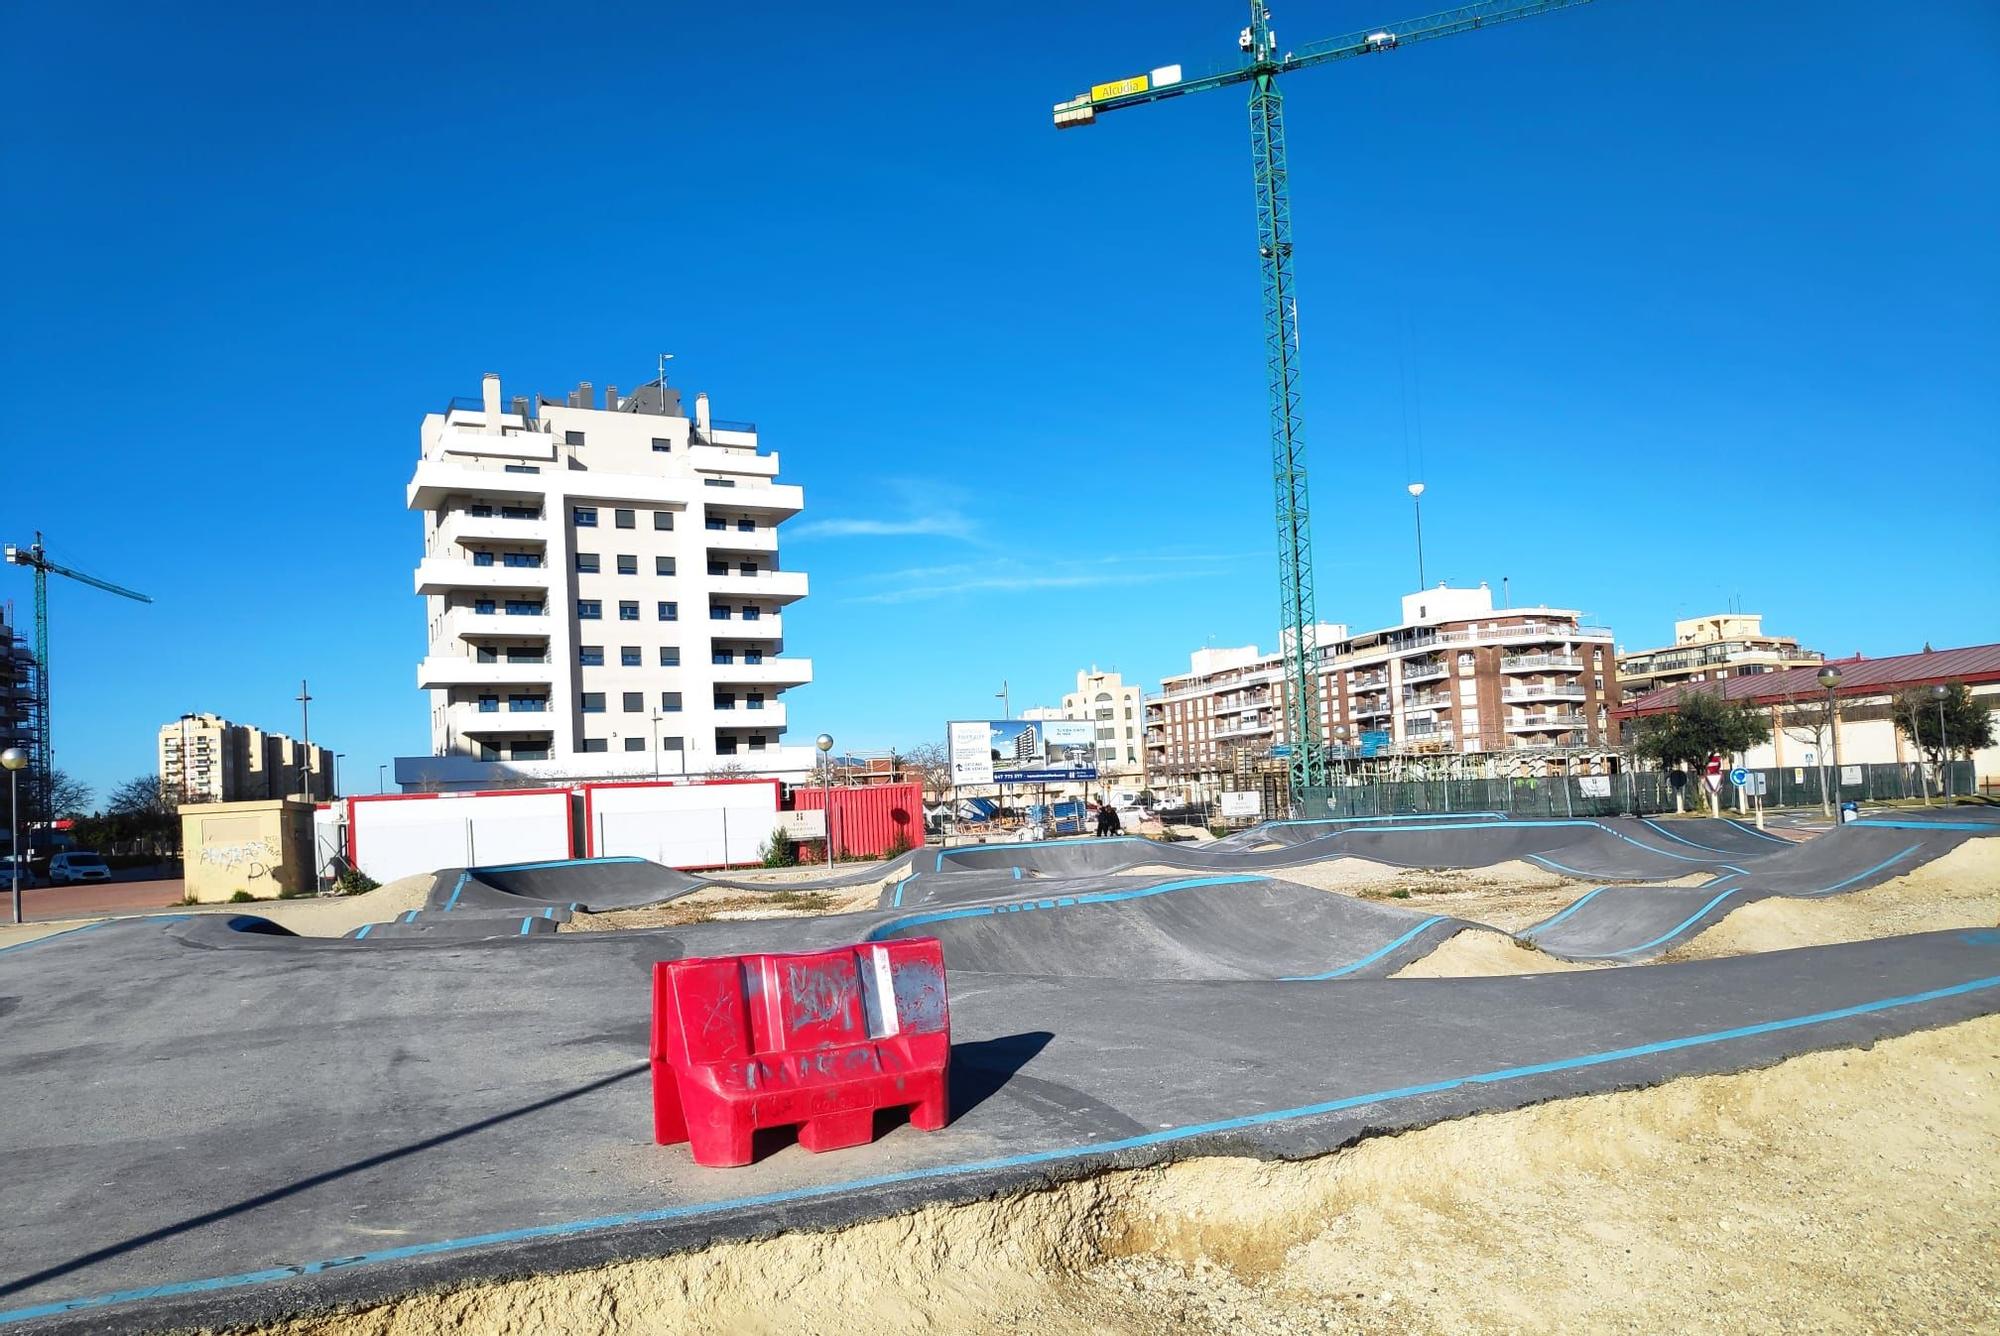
xmin=3 ymin=532 xmax=153 ymax=827
xmin=1052 ymin=0 xmax=1597 ymax=802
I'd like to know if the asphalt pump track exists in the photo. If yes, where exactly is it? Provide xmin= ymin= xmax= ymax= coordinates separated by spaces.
xmin=2 ymin=810 xmax=1997 ymax=1332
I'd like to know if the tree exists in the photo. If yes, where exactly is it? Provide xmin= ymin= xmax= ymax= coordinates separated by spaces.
xmin=1775 ymin=690 xmax=1836 ymax=766
xmin=109 ymin=775 xmax=176 ymax=816
xmin=903 ymin=741 xmax=951 ymax=800
xmin=1629 ymin=690 xmax=1771 ymax=808
xmin=705 ymin=761 xmax=748 ymax=780
xmin=1893 ymin=682 xmax=1994 ymax=771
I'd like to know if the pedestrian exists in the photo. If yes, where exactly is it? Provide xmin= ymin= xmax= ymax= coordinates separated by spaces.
xmin=1104 ymin=805 xmax=1123 ymax=837
xmin=1094 ymin=804 xmax=1114 ymax=838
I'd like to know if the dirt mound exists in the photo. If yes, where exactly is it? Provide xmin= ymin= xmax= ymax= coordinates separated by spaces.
xmin=1661 ymin=837 xmax=2000 ymax=962
xmin=215 ymin=1014 xmax=2000 ymax=1336
xmin=1390 ymin=929 xmax=1598 ymax=979
xmin=236 ymin=875 xmax=435 ymax=937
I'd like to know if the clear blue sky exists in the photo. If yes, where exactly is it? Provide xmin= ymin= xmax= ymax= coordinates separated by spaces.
xmin=5 ymin=1 xmax=1996 ymax=803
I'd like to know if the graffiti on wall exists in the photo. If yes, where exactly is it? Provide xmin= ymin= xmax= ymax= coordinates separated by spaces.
xmin=200 ymin=837 xmax=280 ymax=871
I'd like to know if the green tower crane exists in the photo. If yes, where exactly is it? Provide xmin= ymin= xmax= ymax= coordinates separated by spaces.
xmin=1053 ymin=0 xmax=1598 ymax=805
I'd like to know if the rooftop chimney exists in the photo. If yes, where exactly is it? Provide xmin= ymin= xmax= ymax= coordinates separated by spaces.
xmin=694 ymin=391 xmax=712 ymax=434
xmin=578 ymin=380 xmax=594 ymax=411
xmin=605 ymin=384 xmax=619 ymax=411
xmin=481 ymin=372 xmax=502 ymax=434
xmin=511 ymin=395 xmax=529 ymax=420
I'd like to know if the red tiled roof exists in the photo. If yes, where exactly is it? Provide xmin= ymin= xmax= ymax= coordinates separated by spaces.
xmin=1614 ymin=642 xmax=2000 ymax=718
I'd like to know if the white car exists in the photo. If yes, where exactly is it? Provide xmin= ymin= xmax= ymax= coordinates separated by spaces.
xmin=49 ymin=852 xmax=113 ymax=884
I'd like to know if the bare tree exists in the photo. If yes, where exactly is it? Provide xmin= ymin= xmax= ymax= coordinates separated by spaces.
xmin=903 ymin=741 xmax=951 ymax=799
xmin=1775 ymin=692 xmax=1835 ymax=765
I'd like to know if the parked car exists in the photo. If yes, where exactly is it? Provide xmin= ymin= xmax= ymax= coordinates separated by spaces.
xmin=0 ymin=853 xmax=38 ymax=887
xmin=48 ymin=851 xmax=113 ymax=885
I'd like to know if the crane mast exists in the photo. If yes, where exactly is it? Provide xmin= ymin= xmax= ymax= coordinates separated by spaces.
xmin=1052 ymin=0 xmax=1598 ymax=808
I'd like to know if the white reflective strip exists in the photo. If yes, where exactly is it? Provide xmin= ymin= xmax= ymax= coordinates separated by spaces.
xmin=869 ymin=947 xmax=900 ymax=1037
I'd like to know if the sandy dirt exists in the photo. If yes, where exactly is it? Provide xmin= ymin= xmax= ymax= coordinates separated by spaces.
xmin=0 ymin=875 xmax=436 ymax=946
xmin=1661 ymin=837 xmax=2000 ymax=962
xmin=213 ymin=1013 xmax=2000 ymax=1336
xmin=563 ymin=886 xmax=866 ymax=931
xmin=1389 ymin=928 xmax=1599 ymax=978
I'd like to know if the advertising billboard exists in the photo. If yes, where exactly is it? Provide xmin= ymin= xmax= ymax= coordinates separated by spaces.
xmin=947 ymin=719 xmax=1100 ymax=786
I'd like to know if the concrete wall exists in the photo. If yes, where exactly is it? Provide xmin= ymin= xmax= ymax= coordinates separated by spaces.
xmin=179 ymin=799 xmax=314 ymax=902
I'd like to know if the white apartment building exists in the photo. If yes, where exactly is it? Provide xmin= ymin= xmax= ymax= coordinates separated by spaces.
xmin=1022 ymin=667 xmax=1150 ymax=792
xmin=396 ymin=370 xmax=813 ymax=791
xmin=159 ymin=712 xmax=333 ymax=802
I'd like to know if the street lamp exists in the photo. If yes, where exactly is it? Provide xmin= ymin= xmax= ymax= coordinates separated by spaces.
xmin=815 ymin=733 xmax=835 ymax=869
xmin=1816 ymin=666 xmax=1842 ymax=818
xmin=1932 ymin=684 xmax=1951 ymax=798
xmin=1407 ymin=482 xmax=1427 ymax=590
xmin=3 ymin=746 xmax=27 ymax=925
xmin=377 ymin=763 xmax=387 ymax=795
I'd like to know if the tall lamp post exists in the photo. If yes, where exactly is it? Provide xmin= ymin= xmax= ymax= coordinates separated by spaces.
xmin=3 ymin=746 xmax=27 ymax=925
xmin=1407 ymin=482 xmax=1427 ymax=590
xmin=815 ymin=733 xmax=835 ymax=869
xmin=1817 ymin=666 xmax=1843 ymax=819
xmin=1932 ymin=684 xmax=1951 ymax=798
xmin=333 ymin=753 xmax=345 ymax=799
xmin=377 ymin=763 xmax=387 ymax=795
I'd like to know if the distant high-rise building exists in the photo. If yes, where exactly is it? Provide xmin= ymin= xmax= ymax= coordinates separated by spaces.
xmin=158 ymin=713 xmax=333 ymax=802
xmin=1616 ymin=613 xmax=1822 ymax=702
xmin=397 ymin=369 xmax=813 ymax=791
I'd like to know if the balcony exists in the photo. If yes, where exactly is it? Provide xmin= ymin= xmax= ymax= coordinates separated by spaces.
xmin=689 ymin=444 xmax=780 ymax=479
xmin=1213 ymin=717 xmax=1273 ymax=739
xmin=701 ymin=524 xmax=779 ymax=554
xmin=1353 ymin=698 xmax=1392 ymax=719
xmin=1502 ymin=684 xmax=1587 ymax=704
xmin=705 ymin=569 xmax=809 ymax=604
xmin=709 ymin=656 xmax=813 ymax=687
xmin=1501 ymin=653 xmax=1584 ymax=673
xmin=707 ymin=611 xmax=784 ymax=640
xmin=1402 ymin=692 xmax=1451 ymax=711
xmin=415 ymin=557 xmax=551 ymax=596
xmin=446 ymin=704 xmax=555 ymax=737
xmin=712 ymin=701 xmax=790 ymax=729
xmin=1400 ymin=660 xmax=1448 ymax=683
xmin=1505 ymin=712 xmax=1587 ymax=733
xmin=431 ymin=510 xmax=549 ymax=554
xmin=406 ymin=458 xmax=552 ymax=509
xmin=417 ymin=656 xmax=555 ymax=690
xmin=1349 ymin=672 xmax=1390 ymax=690
xmin=437 ymin=607 xmax=554 ymax=644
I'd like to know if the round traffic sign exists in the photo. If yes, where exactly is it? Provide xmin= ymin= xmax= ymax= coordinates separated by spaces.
xmin=1729 ymin=767 xmax=1749 ymax=787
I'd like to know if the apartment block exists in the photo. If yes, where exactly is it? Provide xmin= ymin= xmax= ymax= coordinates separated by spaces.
xmin=1616 ymin=612 xmax=1822 ymax=702
xmin=159 ymin=712 xmax=333 ymax=802
xmin=1146 ymin=586 xmax=1619 ymax=797
xmin=1022 ymin=668 xmax=1149 ymax=787
xmin=0 ymin=605 xmax=35 ymax=764
xmin=397 ymin=370 xmax=813 ymax=791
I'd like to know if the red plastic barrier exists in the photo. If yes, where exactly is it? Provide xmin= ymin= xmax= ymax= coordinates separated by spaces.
xmin=650 ymin=938 xmax=951 ymax=1167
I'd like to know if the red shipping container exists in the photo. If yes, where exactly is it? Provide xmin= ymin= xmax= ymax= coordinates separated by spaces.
xmin=790 ymin=782 xmax=922 ymax=859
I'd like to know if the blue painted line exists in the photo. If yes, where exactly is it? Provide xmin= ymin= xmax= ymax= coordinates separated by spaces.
xmin=1850 ymin=819 xmax=1978 ymax=831
xmin=1266 ymin=812 xmax=1506 ymax=828
xmin=890 ymin=876 xmax=914 ymax=908
xmin=1799 ymin=844 xmax=1923 ymax=897
xmin=0 ymin=920 xmax=112 ymax=955
xmin=1281 ymin=916 xmax=1449 ymax=980
xmin=518 ymin=918 xmax=533 ymax=936
xmin=474 ymin=856 xmax=649 ymax=873
xmin=934 ymin=852 xmax=944 ymax=872
xmin=1725 ymin=818 xmax=1791 ymax=846
xmin=354 ymin=924 xmax=373 ymax=940
xmin=442 ymin=873 xmax=471 ymax=913
xmin=867 ymin=874 xmax=1263 ymax=941
xmin=402 ymin=911 xmax=418 ymax=924
xmin=11 ymin=969 xmax=2000 ymax=1329
xmin=1574 ymin=885 xmax=1748 ymax=959
xmin=542 ymin=907 xmax=555 ymax=919
xmin=1641 ymin=819 xmax=1741 ymax=855
xmin=569 ymin=903 xmax=580 ymax=912
xmin=1011 ymin=867 xmax=1023 ymax=881
xmin=1522 ymin=885 xmax=1613 ymax=936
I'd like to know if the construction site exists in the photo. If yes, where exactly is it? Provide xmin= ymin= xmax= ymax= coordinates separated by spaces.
xmin=6 ymin=0 xmax=1997 ymax=1333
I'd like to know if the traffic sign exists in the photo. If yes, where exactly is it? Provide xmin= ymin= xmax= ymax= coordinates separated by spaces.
xmin=1268 ymin=744 xmax=1293 ymax=758
xmin=1729 ymin=767 xmax=1748 ymax=787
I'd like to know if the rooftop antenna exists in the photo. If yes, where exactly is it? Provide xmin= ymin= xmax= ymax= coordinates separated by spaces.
xmin=657 ymin=352 xmax=674 ymax=391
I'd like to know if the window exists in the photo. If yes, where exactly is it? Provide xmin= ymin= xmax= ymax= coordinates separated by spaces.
xmin=474 ymin=599 xmax=496 ymax=615
xmin=478 ymin=695 xmax=499 ymax=713
xmin=575 ymin=553 xmax=600 ymax=573
xmin=704 ymin=478 xmax=736 ymax=488
xmin=715 ymin=692 xmax=736 ymax=711
xmin=506 ymin=648 xmax=541 ymax=664
xmin=715 ymin=738 xmax=739 ymax=756
xmin=503 ymin=464 xmax=539 ymax=474
xmin=655 ymin=556 xmax=675 ymax=576
xmin=615 ymin=508 xmax=635 ymax=529
xmin=708 ymin=562 xmax=726 ymax=576
xmin=582 ymin=693 xmax=606 ymax=713
xmin=573 ymin=506 xmax=598 ymax=527
xmin=653 ymin=511 xmax=674 ymax=530
xmin=581 ymin=738 xmax=607 ymax=754
xmin=624 ymin=737 xmax=646 ymax=752
xmin=621 ymin=646 xmax=641 ymax=667
xmin=473 ymin=551 xmax=495 ymax=567
xmin=502 ymin=552 xmax=539 ymax=568
xmin=622 ymin=691 xmax=643 ymax=713
xmin=658 ymin=601 xmax=678 ymax=621
xmin=737 ymin=519 xmax=754 ymax=532
xmin=712 ymin=649 xmax=733 ymax=665
xmin=618 ymin=600 xmax=639 ymax=621
xmin=579 ymin=645 xmax=603 ymax=667
xmin=746 ymin=693 xmax=765 ymax=711
xmin=476 ymin=743 xmax=501 ymax=761
xmin=658 ymin=646 xmax=680 ymax=667
xmin=749 ymin=736 xmax=767 ymax=751
xmin=477 ymin=647 xmax=498 ymax=664
xmin=507 ymin=695 xmax=546 ymax=713
xmin=504 ymin=599 xmax=540 ymax=616
xmin=710 ymin=606 xmax=730 ymax=621
xmin=564 ymin=430 xmax=585 ymax=447
xmin=744 ymin=649 xmax=762 ymax=664
xmin=705 ymin=517 xmax=726 ymax=531
xmin=651 ymin=437 xmax=672 ymax=453
xmin=661 ymin=692 xmax=683 ymax=712
xmin=741 ymin=606 xmax=761 ymax=621
xmin=500 ymin=505 xmax=538 ymax=519
xmin=662 ymin=736 xmax=683 ymax=751
xmin=469 ymin=504 xmax=494 ymax=518
xmin=617 ymin=555 xmax=637 ymax=576
xmin=578 ymin=600 xmax=602 ymax=620
xmin=738 ymin=562 xmax=756 ymax=576
xmin=511 ymin=746 xmax=550 ymax=761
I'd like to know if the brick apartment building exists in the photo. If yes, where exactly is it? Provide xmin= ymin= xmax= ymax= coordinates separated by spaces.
xmin=1146 ymin=584 xmax=1620 ymax=800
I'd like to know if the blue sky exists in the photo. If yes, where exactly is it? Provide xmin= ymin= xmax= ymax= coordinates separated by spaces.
xmin=5 ymin=0 xmax=1996 ymax=803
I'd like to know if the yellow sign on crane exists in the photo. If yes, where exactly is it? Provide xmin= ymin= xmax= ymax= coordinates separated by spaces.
xmin=1090 ymin=73 xmax=1150 ymax=102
